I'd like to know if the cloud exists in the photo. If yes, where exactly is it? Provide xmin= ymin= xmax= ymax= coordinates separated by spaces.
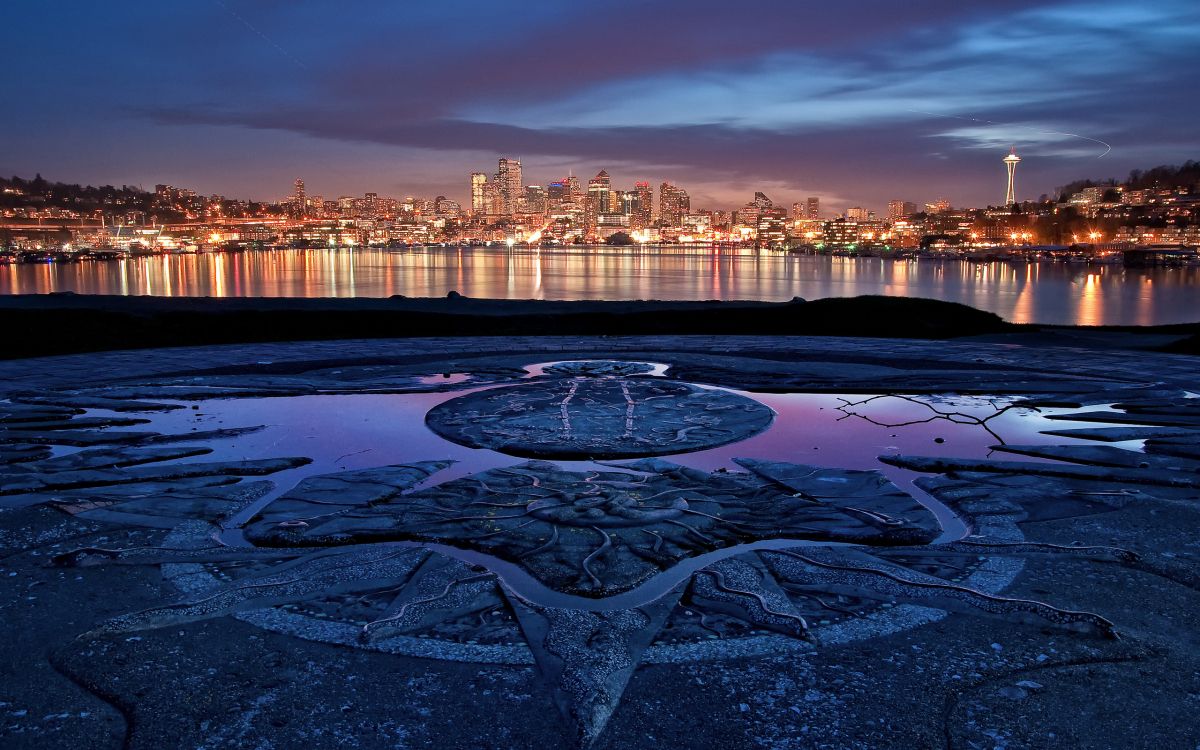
xmin=3 ymin=0 xmax=1198 ymax=209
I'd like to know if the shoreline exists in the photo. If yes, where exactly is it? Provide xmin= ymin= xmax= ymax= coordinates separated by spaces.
xmin=1 ymin=292 xmax=1198 ymax=359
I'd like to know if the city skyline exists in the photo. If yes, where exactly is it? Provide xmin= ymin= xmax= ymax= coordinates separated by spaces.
xmin=3 ymin=2 xmax=1199 ymax=211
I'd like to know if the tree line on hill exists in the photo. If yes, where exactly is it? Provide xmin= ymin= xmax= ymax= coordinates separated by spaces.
xmin=1058 ymin=160 xmax=1200 ymax=201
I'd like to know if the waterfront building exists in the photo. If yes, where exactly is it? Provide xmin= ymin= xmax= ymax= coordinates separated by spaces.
xmin=755 ymin=207 xmax=789 ymax=248
xmin=681 ymin=213 xmax=712 ymax=234
xmin=823 ymin=218 xmax=862 ymax=248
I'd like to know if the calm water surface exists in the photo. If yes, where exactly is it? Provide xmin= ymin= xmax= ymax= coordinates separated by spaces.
xmin=3 ymin=245 xmax=1198 ymax=325
xmin=101 ymin=388 xmax=1115 ymax=546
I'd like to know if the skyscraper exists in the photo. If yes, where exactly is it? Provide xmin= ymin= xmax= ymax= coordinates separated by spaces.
xmin=523 ymin=185 xmax=546 ymax=215
xmin=632 ymin=181 xmax=653 ymax=229
xmin=565 ymin=174 xmax=582 ymax=207
xmin=546 ymin=181 xmax=567 ymax=212
xmin=659 ymin=182 xmax=690 ymax=227
xmin=586 ymin=170 xmax=611 ymax=232
xmin=1004 ymin=147 xmax=1021 ymax=205
xmin=483 ymin=181 xmax=502 ymax=216
xmin=497 ymin=157 xmax=523 ymax=215
xmin=805 ymin=197 xmax=820 ymax=220
xmin=294 ymin=178 xmax=306 ymax=218
xmin=470 ymin=172 xmax=488 ymax=216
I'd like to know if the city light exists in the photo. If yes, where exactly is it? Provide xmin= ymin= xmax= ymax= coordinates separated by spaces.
xmin=2 ymin=150 xmax=1196 ymax=258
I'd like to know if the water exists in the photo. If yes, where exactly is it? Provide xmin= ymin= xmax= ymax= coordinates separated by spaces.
xmin=70 ymin=367 xmax=1141 ymax=608
xmin=3 ymin=246 xmax=1199 ymax=325
xmin=99 ymin=387 xmax=1126 ymax=547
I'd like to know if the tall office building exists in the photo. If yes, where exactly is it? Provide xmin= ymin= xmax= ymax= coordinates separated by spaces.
xmin=523 ymin=185 xmax=546 ymax=215
xmin=632 ymin=181 xmax=653 ymax=229
xmin=293 ymin=178 xmax=306 ymax=217
xmin=888 ymin=200 xmax=918 ymax=221
xmin=586 ymin=170 xmax=611 ymax=231
xmin=805 ymin=197 xmax=820 ymax=220
xmin=547 ymin=181 xmax=566 ymax=208
xmin=659 ymin=182 xmax=690 ymax=227
xmin=565 ymin=174 xmax=583 ymax=207
xmin=483 ymin=181 xmax=503 ymax=216
xmin=497 ymin=157 xmax=523 ymax=215
xmin=470 ymin=172 xmax=488 ymax=216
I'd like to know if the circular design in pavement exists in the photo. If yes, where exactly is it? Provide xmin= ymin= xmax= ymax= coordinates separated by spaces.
xmin=538 ymin=360 xmax=658 ymax=377
xmin=425 ymin=377 xmax=774 ymax=459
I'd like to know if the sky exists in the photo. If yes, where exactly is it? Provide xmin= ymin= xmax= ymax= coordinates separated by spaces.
xmin=2 ymin=1 xmax=1198 ymax=213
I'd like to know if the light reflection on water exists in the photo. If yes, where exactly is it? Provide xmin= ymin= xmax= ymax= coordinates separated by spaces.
xmin=101 ymin=389 xmax=1122 ymax=545
xmin=3 ymin=246 xmax=1199 ymax=325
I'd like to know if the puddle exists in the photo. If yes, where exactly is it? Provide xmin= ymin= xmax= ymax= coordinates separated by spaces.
xmin=89 ymin=386 xmax=1131 ymax=547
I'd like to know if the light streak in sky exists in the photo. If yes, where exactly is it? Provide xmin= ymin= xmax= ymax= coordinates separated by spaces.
xmin=907 ymin=110 xmax=1112 ymax=158
xmin=213 ymin=0 xmax=308 ymax=71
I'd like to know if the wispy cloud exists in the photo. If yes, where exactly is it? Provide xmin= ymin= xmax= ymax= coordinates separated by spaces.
xmin=2 ymin=0 xmax=1197 ymax=208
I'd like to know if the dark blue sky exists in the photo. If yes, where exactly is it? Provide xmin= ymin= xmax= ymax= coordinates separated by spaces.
xmin=3 ymin=1 xmax=1197 ymax=211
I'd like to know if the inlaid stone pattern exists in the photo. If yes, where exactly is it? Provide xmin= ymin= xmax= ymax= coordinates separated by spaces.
xmin=5 ymin=343 xmax=1191 ymax=749
xmin=426 ymin=376 xmax=774 ymax=459
xmin=244 ymin=459 xmax=943 ymax=596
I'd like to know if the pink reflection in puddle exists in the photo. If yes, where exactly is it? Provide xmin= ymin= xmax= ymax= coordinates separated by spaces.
xmin=416 ymin=373 xmax=471 ymax=386
xmin=95 ymin=388 xmax=1133 ymax=543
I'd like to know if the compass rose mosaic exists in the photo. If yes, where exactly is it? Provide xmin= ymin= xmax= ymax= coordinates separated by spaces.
xmin=6 ymin=348 xmax=1180 ymax=748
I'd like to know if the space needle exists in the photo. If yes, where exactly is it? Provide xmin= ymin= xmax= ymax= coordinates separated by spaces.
xmin=1003 ymin=146 xmax=1021 ymax=205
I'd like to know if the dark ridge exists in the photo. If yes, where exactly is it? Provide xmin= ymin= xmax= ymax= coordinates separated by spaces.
xmin=1159 ymin=333 xmax=1200 ymax=356
xmin=0 ymin=294 xmax=1017 ymax=359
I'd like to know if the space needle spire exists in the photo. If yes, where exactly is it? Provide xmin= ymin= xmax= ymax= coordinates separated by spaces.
xmin=1003 ymin=146 xmax=1021 ymax=206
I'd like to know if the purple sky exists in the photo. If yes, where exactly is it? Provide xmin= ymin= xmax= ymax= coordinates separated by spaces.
xmin=3 ymin=1 xmax=1198 ymax=212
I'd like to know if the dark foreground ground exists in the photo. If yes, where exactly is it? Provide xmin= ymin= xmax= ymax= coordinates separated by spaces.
xmin=3 ymin=293 xmax=1198 ymax=359
xmin=0 ymin=332 xmax=1199 ymax=748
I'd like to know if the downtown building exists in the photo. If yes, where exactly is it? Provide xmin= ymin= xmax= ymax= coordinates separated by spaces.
xmin=496 ymin=157 xmax=523 ymax=216
xmin=658 ymin=182 xmax=690 ymax=228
